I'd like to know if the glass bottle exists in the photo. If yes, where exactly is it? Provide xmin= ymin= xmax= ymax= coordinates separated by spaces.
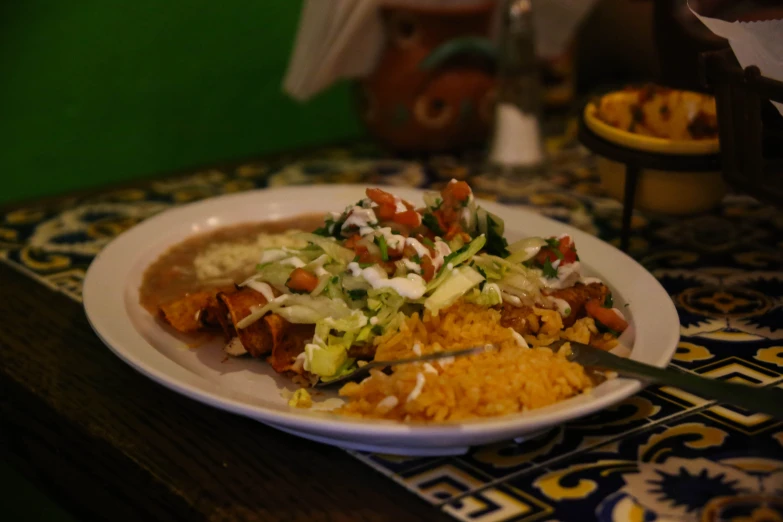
xmin=485 ymin=0 xmax=548 ymax=200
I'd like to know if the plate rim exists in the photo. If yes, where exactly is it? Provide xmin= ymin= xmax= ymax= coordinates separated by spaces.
xmin=83 ymin=184 xmax=680 ymax=441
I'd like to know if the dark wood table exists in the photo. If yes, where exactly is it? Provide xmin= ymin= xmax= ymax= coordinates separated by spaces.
xmin=0 ymin=180 xmax=454 ymax=522
xmin=0 ymin=257 xmax=454 ymax=522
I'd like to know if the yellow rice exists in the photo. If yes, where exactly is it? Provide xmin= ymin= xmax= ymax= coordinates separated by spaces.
xmin=336 ymin=302 xmax=600 ymax=422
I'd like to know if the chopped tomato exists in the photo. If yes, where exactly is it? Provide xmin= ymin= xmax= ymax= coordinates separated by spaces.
xmin=366 ymin=188 xmax=396 ymax=206
xmin=444 ymin=223 xmax=464 ymax=241
xmin=403 ymin=245 xmax=419 ymax=259
xmin=286 ymin=268 xmax=319 ymax=293
xmin=535 ymin=249 xmax=559 ymax=265
xmin=343 ymin=234 xmax=361 ymax=249
xmin=352 ymin=244 xmax=378 ymax=265
xmin=558 ymin=237 xmax=578 ymax=264
xmin=420 ymin=256 xmax=436 ymax=282
xmin=381 ymin=261 xmax=397 ymax=276
xmin=585 ymin=299 xmax=628 ymax=333
xmin=535 ymin=236 xmax=578 ymax=266
xmin=386 ymin=241 xmax=404 ymax=258
xmin=447 ymin=180 xmax=472 ymax=202
xmin=376 ymin=203 xmax=396 ymax=221
xmin=435 ymin=181 xmax=472 ymax=233
xmin=431 ymin=210 xmax=449 ymax=234
xmin=393 ymin=209 xmax=421 ymax=227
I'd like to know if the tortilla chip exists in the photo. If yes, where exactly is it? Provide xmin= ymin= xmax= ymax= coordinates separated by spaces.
xmin=218 ymin=288 xmax=271 ymax=357
xmin=264 ymin=314 xmax=314 ymax=373
xmin=158 ymin=291 xmax=216 ymax=333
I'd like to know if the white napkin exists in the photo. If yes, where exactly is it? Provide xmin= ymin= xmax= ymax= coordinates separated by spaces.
xmin=689 ymin=0 xmax=783 ymax=115
xmin=282 ymin=0 xmax=384 ymax=102
xmin=283 ymin=0 xmax=599 ymax=102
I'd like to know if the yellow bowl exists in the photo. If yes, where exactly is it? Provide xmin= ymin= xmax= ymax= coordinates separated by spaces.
xmin=596 ymin=157 xmax=727 ymax=216
xmin=583 ymin=91 xmax=720 ymax=155
xmin=583 ymin=90 xmax=725 ymax=215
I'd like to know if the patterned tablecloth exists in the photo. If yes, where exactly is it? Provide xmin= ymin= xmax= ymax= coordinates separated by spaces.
xmin=1 ymin=132 xmax=782 ymax=522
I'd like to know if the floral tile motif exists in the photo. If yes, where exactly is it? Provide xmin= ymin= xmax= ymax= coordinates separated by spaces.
xmin=349 ymin=451 xmax=445 ymax=477
xmin=458 ymin=390 xmax=677 ymax=481
xmin=508 ymin=415 xmax=783 ymax=522
xmin=398 ymin=460 xmax=495 ymax=505
xmin=441 ymin=484 xmax=554 ymax=522
xmin=1 ymin=140 xmax=781 ymax=522
xmin=654 ymin=269 xmax=782 ymax=342
xmin=460 ymin=428 xmax=561 ymax=479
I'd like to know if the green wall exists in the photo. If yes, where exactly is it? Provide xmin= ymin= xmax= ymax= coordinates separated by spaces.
xmin=0 ymin=1 xmax=363 ymax=205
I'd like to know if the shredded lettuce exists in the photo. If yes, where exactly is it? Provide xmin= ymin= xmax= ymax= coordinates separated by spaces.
xmin=368 ymin=289 xmax=406 ymax=332
xmin=447 ymin=234 xmax=465 ymax=253
xmin=310 ymin=274 xmax=331 ymax=297
xmin=318 ymin=356 xmax=358 ymax=383
xmin=255 ymin=263 xmax=295 ymax=292
xmin=423 ymin=191 xmax=442 ymax=210
xmin=506 ymin=237 xmax=547 ymax=264
xmin=425 ymin=266 xmax=484 ymax=313
xmin=244 ymin=193 xmax=573 ymax=380
xmin=303 ymin=310 xmax=369 ymax=378
xmin=294 ymin=232 xmax=355 ymax=264
xmin=305 ymin=343 xmax=352 ymax=377
xmin=464 ymin=282 xmax=502 ymax=306
xmin=427 ymin=235 xmax=486 ymax=292
xmin=321 ymin=310 xmax=369 ymax=332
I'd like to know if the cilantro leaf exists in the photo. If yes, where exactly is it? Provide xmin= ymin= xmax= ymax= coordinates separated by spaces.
xmin=421 ymin=237 xmax=436 ymax=249
xmin=346 ymin=289 xmax=367 ymax=300
xmin=544 ymin=238 xmax=564 ymax=260
xmin=374 ymin=235 xmax=389 ymax=261
xmin=422 ymin=213 xmax=443 ymax=236
xmin=412 ymin=254 xmax=421 ymax=264
xmin=313 ymin=226 xmax=330 ymax=237
xmin=434 ymin=197 xmax=443 ymax=210
xmin=542 ymin=258 xmax=558 ymax=279
xmin=603 ymin=292 xmax=614 ymax=309
xmin=330 ymin=219 xmax=346 ymax=239
xmin=485 ymin=214 xmax=509 ymax=257
xmin=474 ymin=264 xmax=487 ymax=289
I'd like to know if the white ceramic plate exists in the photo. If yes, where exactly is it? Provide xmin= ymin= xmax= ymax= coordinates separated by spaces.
xmin=83 ymin=185 xmax=679 ymax=456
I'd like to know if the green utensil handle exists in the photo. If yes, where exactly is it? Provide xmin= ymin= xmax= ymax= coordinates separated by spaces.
xmin=586 ymin=348 xmax=783 ymax=418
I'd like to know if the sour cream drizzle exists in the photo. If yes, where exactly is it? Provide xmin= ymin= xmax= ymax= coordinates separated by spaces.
xmin=347 ymin=262 xmax=427 ymax=299
xmin=407 ymin=373 xmax=426 ymax=402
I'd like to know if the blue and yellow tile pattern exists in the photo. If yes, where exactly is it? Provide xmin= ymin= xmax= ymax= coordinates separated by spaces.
xmin=1 ymin=137 xmax=781 ymax=522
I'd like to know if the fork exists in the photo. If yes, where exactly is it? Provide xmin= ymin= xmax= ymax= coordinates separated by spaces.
xmin=313 ymin=345 xmax=492 ymax=388
xmin=555 ymin=340 xmax=783 ymax=418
